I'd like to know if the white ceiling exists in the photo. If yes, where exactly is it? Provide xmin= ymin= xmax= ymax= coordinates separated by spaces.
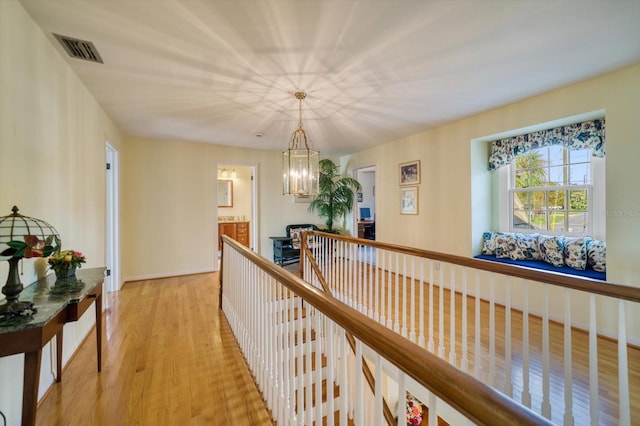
xmin=20 ymin=0 xmax=640 ymax=156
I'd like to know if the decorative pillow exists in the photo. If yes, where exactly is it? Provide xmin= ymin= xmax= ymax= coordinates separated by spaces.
xmin=494 ymin=232 xmax=514 ymax=259
xmin=481 ymin=231 xmax=496 ymax=255
xmin=563 ymin=237 xmax=590 ymax=270
xmin=538 ymin=235 xmax=565 ymax=267
xmin=587 ymin=239 xmax=606 ymax=272
xmin=508 ymin=233 xmax=541 ymax=261
xmin=289 ymin=227 xmax=313 ymax=249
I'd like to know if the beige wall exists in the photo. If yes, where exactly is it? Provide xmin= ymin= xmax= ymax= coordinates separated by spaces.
xmin=122 ymin=137 xmax=320 ymax=280
xmin=343 ymin=63 xmax=640 ymax=287
xmin=0 ymin=0 xmax=124 ymax=422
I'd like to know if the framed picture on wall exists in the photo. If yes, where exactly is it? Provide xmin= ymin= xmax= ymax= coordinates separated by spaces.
xmin=400 ymin=186 xmax=418 ymax=215
xmin=399 ymin=160 xmax=420 ymax=185
xmin=357 ymin=192 xmax=363 ymax=202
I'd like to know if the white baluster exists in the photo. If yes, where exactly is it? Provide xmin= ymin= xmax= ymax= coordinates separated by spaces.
xmin=449 ymin=266 xmax=456 ymax=366
xmin=374 ymin=353 xmax=383 ymax=426
xmin=340 ymin=328 xmax=348 ymax=426
xmin=326 ymin=321 xmax=335 ymax=426
xmin=354 ymin=339 xmax=363 ymax=425
xmin=355 ymin=245 xmax=366 ymax=314
xmin=419 ymin=258 xmax=425 ymax=348
xmin=618 ymin=299 xmax=630 ymax=426
xmin=394 ymin=253 xmax=400 ymax=333
xmin=353 ymin=243 xmax=359 ymax=309
xmin=410 ymin=256 xmax=416 ymax=342
xmin=438 ymin=265 xmax=445 ymax=358
xmin=401 ymin=255 xmax=408 ymax=338
xmin=297 ymin=295 xmax=304 ymax=422
xmin=563 ymin=288 xmax=574 ymax=426
xmin=276 ymin=280 xmax=283 ymax=423
xmin=505 ymin=277 xmax=512 ymax=397
xmin=267 ymin=274 xmax=274 ymax=411
xmin=428 ymin=260 xmax=435 ymax=353
xmin=428 ymin=389 xmax=438 ymax=426
xmin=369 ymin=246 xmax=375 ymax=318
xmin=285 ymin=285 xmax=293 ymax=423
xmin=489 ymin=274 xmax=496 ymax=386
xmin=474 ymin=271 xmax=481 ymax=378
xmin=305 ymin=306 xmax=313 ymax=425
xmin=522 ymin=280 xmax=531 ymax=408
xmin=315 ymin=307 xmax=323 ymax=424
xmin=461 ymin=268 xmax=468 ymax=372
xmin=397 ymin=371 xmax=406 ymax=425
xmin=387 ymin=251 xmax=393 ymax=330
xmin=588 ymin=293 xmax=599 ymax=426
xmin=379 ymin=249 xmax=386 ymax=325
xmin=541 ymin=284 xmax=552 ymax=420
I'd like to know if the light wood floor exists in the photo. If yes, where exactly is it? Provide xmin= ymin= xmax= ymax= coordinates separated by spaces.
xmin=35 ymin=272 xmax=273 ymax=426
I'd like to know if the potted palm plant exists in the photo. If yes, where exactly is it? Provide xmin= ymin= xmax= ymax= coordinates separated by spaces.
xmin=308 ymin=159 xmax=362 ymax=233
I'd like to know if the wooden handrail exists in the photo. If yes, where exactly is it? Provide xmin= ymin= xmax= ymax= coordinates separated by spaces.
xmin=302 ymin=241 xmax=396 ymax=425
xmin=221 ymin=236 xmax=553 ymax=426
xmin=308 ymin=231 xmax=640 ymax=303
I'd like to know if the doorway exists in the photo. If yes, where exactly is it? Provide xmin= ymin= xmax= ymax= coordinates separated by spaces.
xmin=216 ymin=164 xmax=258 ymax=264
xmin=105 ymin=143 xmax=120 ymax=292
xmin=355 ymin=165 xmax=376 ymax=240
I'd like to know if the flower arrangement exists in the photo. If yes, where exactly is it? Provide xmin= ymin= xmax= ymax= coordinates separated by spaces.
xmin=406 ymin=397 xmax=423 ymax=425
xmin=48 ymin=250 xmax=86 ymax=278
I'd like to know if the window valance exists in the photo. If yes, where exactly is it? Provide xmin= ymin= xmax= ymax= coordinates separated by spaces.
xmin=488 ymin=119 xmax=605 ymax=171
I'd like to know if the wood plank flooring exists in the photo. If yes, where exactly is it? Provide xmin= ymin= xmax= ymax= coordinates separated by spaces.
xmin=35 ymin=272 xmax=273 ymax=426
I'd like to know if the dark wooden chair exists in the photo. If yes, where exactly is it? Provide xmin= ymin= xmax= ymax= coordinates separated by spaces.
xmin=270 ymin=224 xmax=320 ymax=265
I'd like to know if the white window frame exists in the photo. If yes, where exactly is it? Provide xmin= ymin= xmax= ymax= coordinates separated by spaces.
xmin=499 ymin=154 xmax=605 ymax=240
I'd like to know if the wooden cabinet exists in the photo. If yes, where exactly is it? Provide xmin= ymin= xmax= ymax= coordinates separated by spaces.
xmin=218 ymin=221 xmax=250 ymax=249
xmin=236 ymin=221 xmax=249 ymax=246
xmin=357 ymin=220 xmax=375 ymax=240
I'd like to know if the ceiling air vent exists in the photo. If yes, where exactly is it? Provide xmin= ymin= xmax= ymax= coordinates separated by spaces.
xmin=53 ymin=33 xmax=103 ymax=64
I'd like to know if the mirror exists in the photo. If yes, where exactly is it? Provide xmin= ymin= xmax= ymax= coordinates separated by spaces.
xmin=217 ymin=180 xmax=233 ymax=207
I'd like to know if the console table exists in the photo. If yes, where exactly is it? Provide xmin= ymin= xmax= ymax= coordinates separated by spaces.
xmin=0 ymin=267 xmax=106 ymax=426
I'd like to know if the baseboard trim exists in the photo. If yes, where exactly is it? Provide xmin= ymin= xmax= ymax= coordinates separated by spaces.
xmin=124 ymin=267 xmax=216 ymax=283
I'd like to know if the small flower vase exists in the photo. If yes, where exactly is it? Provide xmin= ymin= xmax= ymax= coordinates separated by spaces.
xmin=55 ymin=266 xmax=76 ymax=279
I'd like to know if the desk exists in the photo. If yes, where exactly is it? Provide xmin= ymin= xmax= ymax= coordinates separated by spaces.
xmin=0 ymin=267 xmax=105 ymax=426
xmin=270 ymin=236 xmax=297 ymax=265
xmin=357 ymin=220 xmax=375 ymax=240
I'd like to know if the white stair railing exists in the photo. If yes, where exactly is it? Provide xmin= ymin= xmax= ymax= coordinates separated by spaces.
xmin=220 ymin=236 xmax=550 ymax=426
xmin=300 ymin=231 xmax=640 ymax=426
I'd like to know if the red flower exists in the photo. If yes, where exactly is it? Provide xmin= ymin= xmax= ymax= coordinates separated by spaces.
xmin=23 ymin=235 xmax=45 ymax=258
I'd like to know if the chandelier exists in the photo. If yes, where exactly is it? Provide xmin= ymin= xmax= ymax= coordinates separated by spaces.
xmin=282 ymin=91 xmax=319 ymax=196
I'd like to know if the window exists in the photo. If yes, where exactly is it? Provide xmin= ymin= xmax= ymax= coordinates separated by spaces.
xmin=510 ymin=146 xmax=592 ymax=235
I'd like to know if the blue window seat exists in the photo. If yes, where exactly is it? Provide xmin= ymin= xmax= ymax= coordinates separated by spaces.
xmin=474 ymin=254 xmax=606 ymax=281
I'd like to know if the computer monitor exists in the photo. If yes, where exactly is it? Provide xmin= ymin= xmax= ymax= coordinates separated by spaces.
xmin=359 ymin=207 xmax=371 ymax=220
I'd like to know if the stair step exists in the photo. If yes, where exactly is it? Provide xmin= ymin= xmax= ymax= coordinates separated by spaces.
xmin=293 ymin=352 xmax=328 ymax=376
xmin=295 ymin=378 xmax=341 ymax=411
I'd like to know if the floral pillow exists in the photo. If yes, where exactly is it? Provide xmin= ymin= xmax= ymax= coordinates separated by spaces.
xmin=538 ymin=235 xmax=565 ymax=267
xmin=494 ymin=232 xmax=514 ymax=259
xmin=481 ymin=231 xmax=496 ymax=255
xmin=289 ymin=227 xmax=313 ymax=249
xmin=563 ymin=237 xmax=590 ymax=270
xmin=508 ymin=233 xmax=541 ymax=261
xmin=587 ymin=239 xmax=606 ymax=272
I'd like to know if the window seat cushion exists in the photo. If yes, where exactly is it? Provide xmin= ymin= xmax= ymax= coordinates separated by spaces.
xmin=474 ymin=254 xmax=607 ymax=281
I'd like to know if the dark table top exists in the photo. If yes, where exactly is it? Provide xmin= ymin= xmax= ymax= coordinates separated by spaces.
xmin=0 ymin=267 xmax=106 ymax=333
